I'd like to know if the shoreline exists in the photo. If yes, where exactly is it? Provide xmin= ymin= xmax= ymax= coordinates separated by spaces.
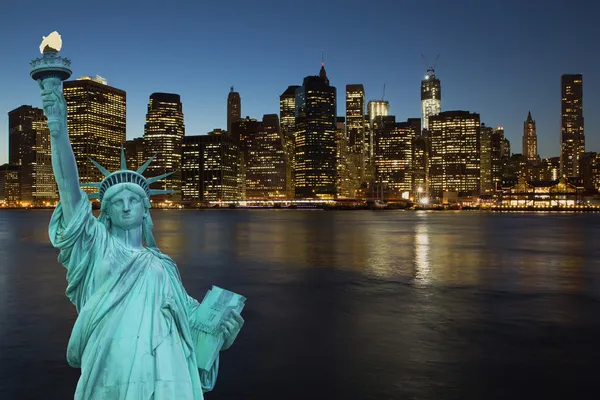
xmin=2 ymin=206 xmax=600 ymax=212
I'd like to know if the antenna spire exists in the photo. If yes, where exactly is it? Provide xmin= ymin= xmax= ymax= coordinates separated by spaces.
xmin=321 ymin=49 xmax=324 ymax=66
xmin=382 ymin=84 xmax=386 ymax=100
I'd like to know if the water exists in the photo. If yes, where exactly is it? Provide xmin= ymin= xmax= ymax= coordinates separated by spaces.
xmin=1 ymin=209 xmax=600 ymax=399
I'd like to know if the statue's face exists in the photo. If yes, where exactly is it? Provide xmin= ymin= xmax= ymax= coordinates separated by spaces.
xmin=107 ymin=188 xmax=146 ymax=230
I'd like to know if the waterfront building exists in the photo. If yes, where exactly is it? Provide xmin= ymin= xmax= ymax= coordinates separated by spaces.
xmin=181 ymin=133 xmax=238 ymax=202
xmin=245 ymin=114 xmax=289 ymax=200
xmin=498 ymin=176 xmax=584 ymax=206
xmin=373 ymin=116 xmax=417 ymax=198
xmin=428 ymin=111 xmax=480 ymax=200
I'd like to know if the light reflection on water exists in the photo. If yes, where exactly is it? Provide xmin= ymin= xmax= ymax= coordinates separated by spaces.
xmin=1 ymin=209 xmax=600 ymax=399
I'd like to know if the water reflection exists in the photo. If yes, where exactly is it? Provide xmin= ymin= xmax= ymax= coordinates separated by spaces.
xmin=414 ymin=214 xmax=431 ymax=284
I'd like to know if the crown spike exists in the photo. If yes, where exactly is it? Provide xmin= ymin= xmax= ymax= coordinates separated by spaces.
xmin=80 ymin=182 xmax=102 ymax=188
xmin=87 ymin=192 xmax=100 ymax=199
xmin=137 ymin=154 xmax=157 ymax=174
xmin=89 ymin=158 xmax=111 ymax=177
xmin=147 ymin=171 xmax=175 ymax=185
xmin=120 ymin=145 xmax=127 ymax=170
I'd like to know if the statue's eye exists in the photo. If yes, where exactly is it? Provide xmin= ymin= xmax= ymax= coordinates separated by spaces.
xmin=131 ymin=197 xmax=139 ymax=204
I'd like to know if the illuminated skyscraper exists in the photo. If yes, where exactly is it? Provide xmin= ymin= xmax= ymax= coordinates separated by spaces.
xmin=294 ymin=63 xmax=337 ymax=199
xmin=346 ymin=85 xmax=366 ymax=151
xmin=227 ymin=87 xmax=241 ymax=133
xmin=346 ymin=84 xmax=369 ymax=188
xmin=412 ymin=131 xmax=427 ymax=196
xmin=125 ymin=137 xmax=145 ymax=171
xmin=335 ymin=117 xmax=353 ymax=198
xmin=231 ymin=116 xmax=262 ymax=200
xmin=503 ymin=138 xmax=511 ymax=159
xmin=579 ymin=152 xmax=600 ymax=193
xmin=561 ymin=74 xmax=584 ymax=177
xmin=542 ymin=157 xmax=560 ymax=181
xmin=245 ymin=114 xmax=289 ymax=200
xmin=143 ymin=92 xmax=185 ymax=200
xmin=491 ymin=127 xmax=505 ymax=190
xmin=280 ymin=85 xmax=300 ymax=197
xmin=373 ymin=116 xmax=417 ymax=197
xmin=428 ymin=111 xmax=480 ymax=199
xmin=182 ymin=133 xmax=238 ymax=201
xmin=523 ymin=111 xmax=538 ymax=162
xmin=0 ymin=164 xmax=20 ymax=205
xmin=8 ymin=105 xmax=57 ymax=203
xmin=63 ymin=76 xmax=126 ymax=193
xmin=421 ymin=68 xmax=441 ymax=131
xmin=367 ymin=100 xmax=390 ymax=126
xmin=480 ymin=124 xmax=494 ymax=195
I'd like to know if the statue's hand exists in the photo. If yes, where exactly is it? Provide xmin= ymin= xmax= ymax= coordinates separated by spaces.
xmin=219 ymin=310 xmax=244 ymax=351
xmin=38 ymin=78 xmax=67 ymax=135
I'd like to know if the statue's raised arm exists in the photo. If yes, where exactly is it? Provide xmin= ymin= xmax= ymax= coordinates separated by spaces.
xmin=33 ymin=40 xmax=82 ymax=224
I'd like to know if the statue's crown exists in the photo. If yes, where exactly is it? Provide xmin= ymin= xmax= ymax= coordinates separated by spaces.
xmin=81 ymin=147 xmax=177 ymax=202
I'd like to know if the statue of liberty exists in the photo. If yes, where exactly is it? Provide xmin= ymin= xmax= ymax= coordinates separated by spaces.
xmin=32 ymin=32 xmax=245 ymax=399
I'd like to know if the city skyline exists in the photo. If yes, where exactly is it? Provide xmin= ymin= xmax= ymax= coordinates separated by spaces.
xmin=1 ymin=0 xmax=597 ymax=165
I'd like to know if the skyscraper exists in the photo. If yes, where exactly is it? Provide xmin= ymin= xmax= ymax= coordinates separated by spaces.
xmin=280 ymin=85 xmax=300 ymax=197
xmin=523 ymin=111 xmax=538 ymax=162
xmin=143 ymin=92 xmax=185 ymax=200
xmin=367 ymin=100 xmax=390 ymax=126
xmin=8 ymin=105 xmax=57 ymax=204
xmin=480 ymin=124 xmax=494 ymax=195
xmin=245 ymin=114 xmax=289 ymax=200
xmin=373 ymin=116 xmax=418 ymax=197
xmin=421 ymin=68 xmax=441 ymax=131
xmin=491 ymin=127 xmax=505 ymax=190
xmin=231 ymin=116 xmax=263 ymax=200
xmin=579 ymin=152 xmax=600 ymax=193
xmin=294 ymin=63 xmax=337 ymax=199
xmin=428 ymin=111 xmax=480 ymax=199
xmin=346 ymin=85 xmax=366 ymax=152
xmin=227 ymin=87 xmax=241 ymax=133
xmin=412 ymin=131 xmax=427 ymax=196
xmin=0 ymin=164 xmax=20 ymax=205
xmin=63 ymin=76 xmax=126 ymax=192
xmin=346 ymin=84 xmax=368 ymax=187
xmin=335 ymin=116 xmax=353 ymax=198
xmin=561 ymin=74 xmax=584 ymax=177
xmin=125 ymin=137 xmax=145 ymax=171
xmin=182 ymin=133 xmax=238 ymax=202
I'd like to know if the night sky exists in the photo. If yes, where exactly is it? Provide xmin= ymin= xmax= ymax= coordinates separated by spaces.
xmin=0 ymin=0 xmax=597 ymax=164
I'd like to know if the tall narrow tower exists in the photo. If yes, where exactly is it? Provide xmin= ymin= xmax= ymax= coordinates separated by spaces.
xmin=522 ymin=111 xmax=537 ymax=162
xmin=560 ymin=74 xmax=584 ymax=177
xmin=294 ymin=62 xmax=337 ymax=199
xmin=227 ymin=87 xmax=241 ymax=133
xmin=421 ymin=68 xmax=441 ymax=131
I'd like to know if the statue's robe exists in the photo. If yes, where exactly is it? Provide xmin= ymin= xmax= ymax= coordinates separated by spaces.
xmin=49 ymin=191 xmax=218 ymax=399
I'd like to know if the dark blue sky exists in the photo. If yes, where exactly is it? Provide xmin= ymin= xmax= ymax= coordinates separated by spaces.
xmin=0 ymin=0 xmax=597 ymax=164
